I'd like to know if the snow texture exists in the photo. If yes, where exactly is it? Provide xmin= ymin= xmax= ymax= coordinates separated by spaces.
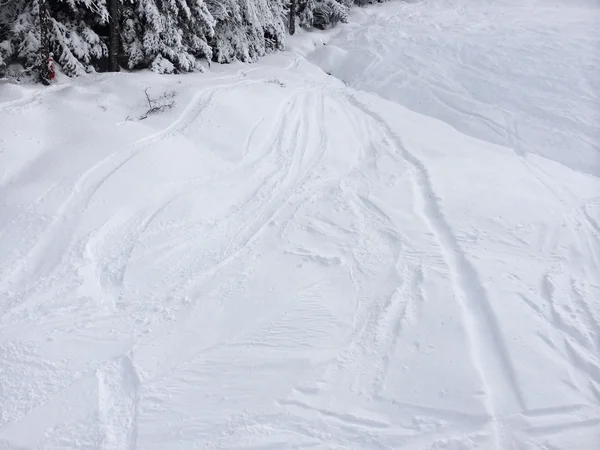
xmin=1 ymin=1 xmax=599 ymax=449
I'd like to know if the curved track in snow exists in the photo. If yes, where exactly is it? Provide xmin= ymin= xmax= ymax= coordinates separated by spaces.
xmin=1 ymin=1 xmax=600 ymax=449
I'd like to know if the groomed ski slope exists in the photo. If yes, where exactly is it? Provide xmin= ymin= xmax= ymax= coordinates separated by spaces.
xmin=1 ymin=1 xmax=599 ymax=449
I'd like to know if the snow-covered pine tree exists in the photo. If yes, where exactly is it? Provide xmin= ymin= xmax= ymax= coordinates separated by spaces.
xmin=295 ymin=0 xmax=350 ymax=30
xmin=0 ymin=0 xmax=108 ymax=77
xmin=0 ymin=0 xmax=17 ymax=76
xmin=1 ymin=0 xmax=216 ymax=76
xmin=50 ymin=0 xmax=109 ymax=76
xmin=1 ymin=0 xmax=41 ymax=75
xmin=1 ymin=0 xmax=393 ymax=81
xmin=206 ymin=0 xmax=285 ymax=64
xmin=296 ymin=0 xmax=315 ymax=28
xmin=295 ymin=0 xmax=389 ymax=31
xmin=353 ymin=0 xmax=387 ymax=6
xmin=120 ymin=0 xmax=215 ymax=73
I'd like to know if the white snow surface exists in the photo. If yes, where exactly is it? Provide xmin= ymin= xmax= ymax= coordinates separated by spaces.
xmin=1 ymin=1 xmax=600 ymax=449
xmin=310 ymin=0 xmax=600 ymax=176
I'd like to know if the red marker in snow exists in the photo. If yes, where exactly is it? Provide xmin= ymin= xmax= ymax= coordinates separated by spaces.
xmin=48 ymin=54 xmax=55 ymax=81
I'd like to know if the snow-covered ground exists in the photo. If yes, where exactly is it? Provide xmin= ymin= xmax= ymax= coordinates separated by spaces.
xmin=1 ymin=1 xmax=599 ymax=449
xmin=310 ymin=0 xmax=600 ymax=176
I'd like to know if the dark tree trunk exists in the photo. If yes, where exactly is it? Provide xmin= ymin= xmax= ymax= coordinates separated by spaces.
xmin=38 ymin=0 xmax=52 ymax=85
xmin=108 ymin=0 xmax=120 ymax=72
xmin=288 ymin=0 xmax=296 ymax=35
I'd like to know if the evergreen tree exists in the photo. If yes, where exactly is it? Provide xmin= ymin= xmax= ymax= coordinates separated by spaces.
xmin=296 ymin=0 xmax=315 ymax=28
xmin=294 ymin=0 xmax=353 ymax=30
xmin=0 ymin=0 xmax=108 ymax=77
xmin=206 ymin=0 xmax=285 ymax=64
xmin=0 ymin=0 xmax=17 ymax=76
xmin=0 ymin=0 xmax=393 ymax=81
xmin=50 ymin=0 xmax=109 ymax=76
xmin=1 ymin=0 xmax=42 ymax=73
xmin=120 ymin=0 xmax=215 ymax=73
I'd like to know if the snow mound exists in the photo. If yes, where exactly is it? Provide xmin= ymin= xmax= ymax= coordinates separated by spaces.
xmin=309 ymin=44 xmax=349 ymax=74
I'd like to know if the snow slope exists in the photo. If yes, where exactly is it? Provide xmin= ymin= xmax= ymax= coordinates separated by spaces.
xmin=1 ymin=1 xmax=600 ymax=449
xmin=309 ymin=0 xmax=600 ymax=176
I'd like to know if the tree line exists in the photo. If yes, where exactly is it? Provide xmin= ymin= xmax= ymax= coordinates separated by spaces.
xmin=0 ymin=0 xmax=388 ymax=83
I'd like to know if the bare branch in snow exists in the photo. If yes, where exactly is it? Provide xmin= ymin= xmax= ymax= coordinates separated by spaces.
xmin=139 ymin=88 xmax=176 ymax=120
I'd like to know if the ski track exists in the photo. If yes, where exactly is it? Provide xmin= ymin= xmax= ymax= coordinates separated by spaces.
xmin=126 ymin=89 xmax=333 ymax=383
xmin=89 ymin=89 xmax=304 ymax=304
xmin=344 ymin=93 xmax=526 ymax=448
xmin=0 ymin=77 xmax=267 ymax=318
xmin=0 ymin=83 xmax=70 ymax=114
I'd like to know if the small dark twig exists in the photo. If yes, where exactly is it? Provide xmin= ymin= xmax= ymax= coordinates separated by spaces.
xmin=144 ymin=87 xmax=153 ymax=109
xmin=139 ymin=88 xmax=175 ymax=120
xmin=16 ymin=66 xmax=35 ymax=82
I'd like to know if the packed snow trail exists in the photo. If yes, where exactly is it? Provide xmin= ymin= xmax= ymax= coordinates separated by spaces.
xmin=1 ymin=1 xmax=600 ymax=450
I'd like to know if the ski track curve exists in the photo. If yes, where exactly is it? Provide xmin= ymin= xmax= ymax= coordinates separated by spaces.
xmin=125 ymin=88 xmax=335 ymax=383
xmin=302 ymin=163 xmax=409 ymax=399
xmin=344 ymin=92 xmax=526 ymax=448
xmin=82 ymin=87 xmax=313 ymax=324
xmin=85 ymin=97 xmax=274 ymax=304
xmin=0 ymin=78 xmax=263 ymax=319
xmin=0 ymin=83 xmax=70 ymax=114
